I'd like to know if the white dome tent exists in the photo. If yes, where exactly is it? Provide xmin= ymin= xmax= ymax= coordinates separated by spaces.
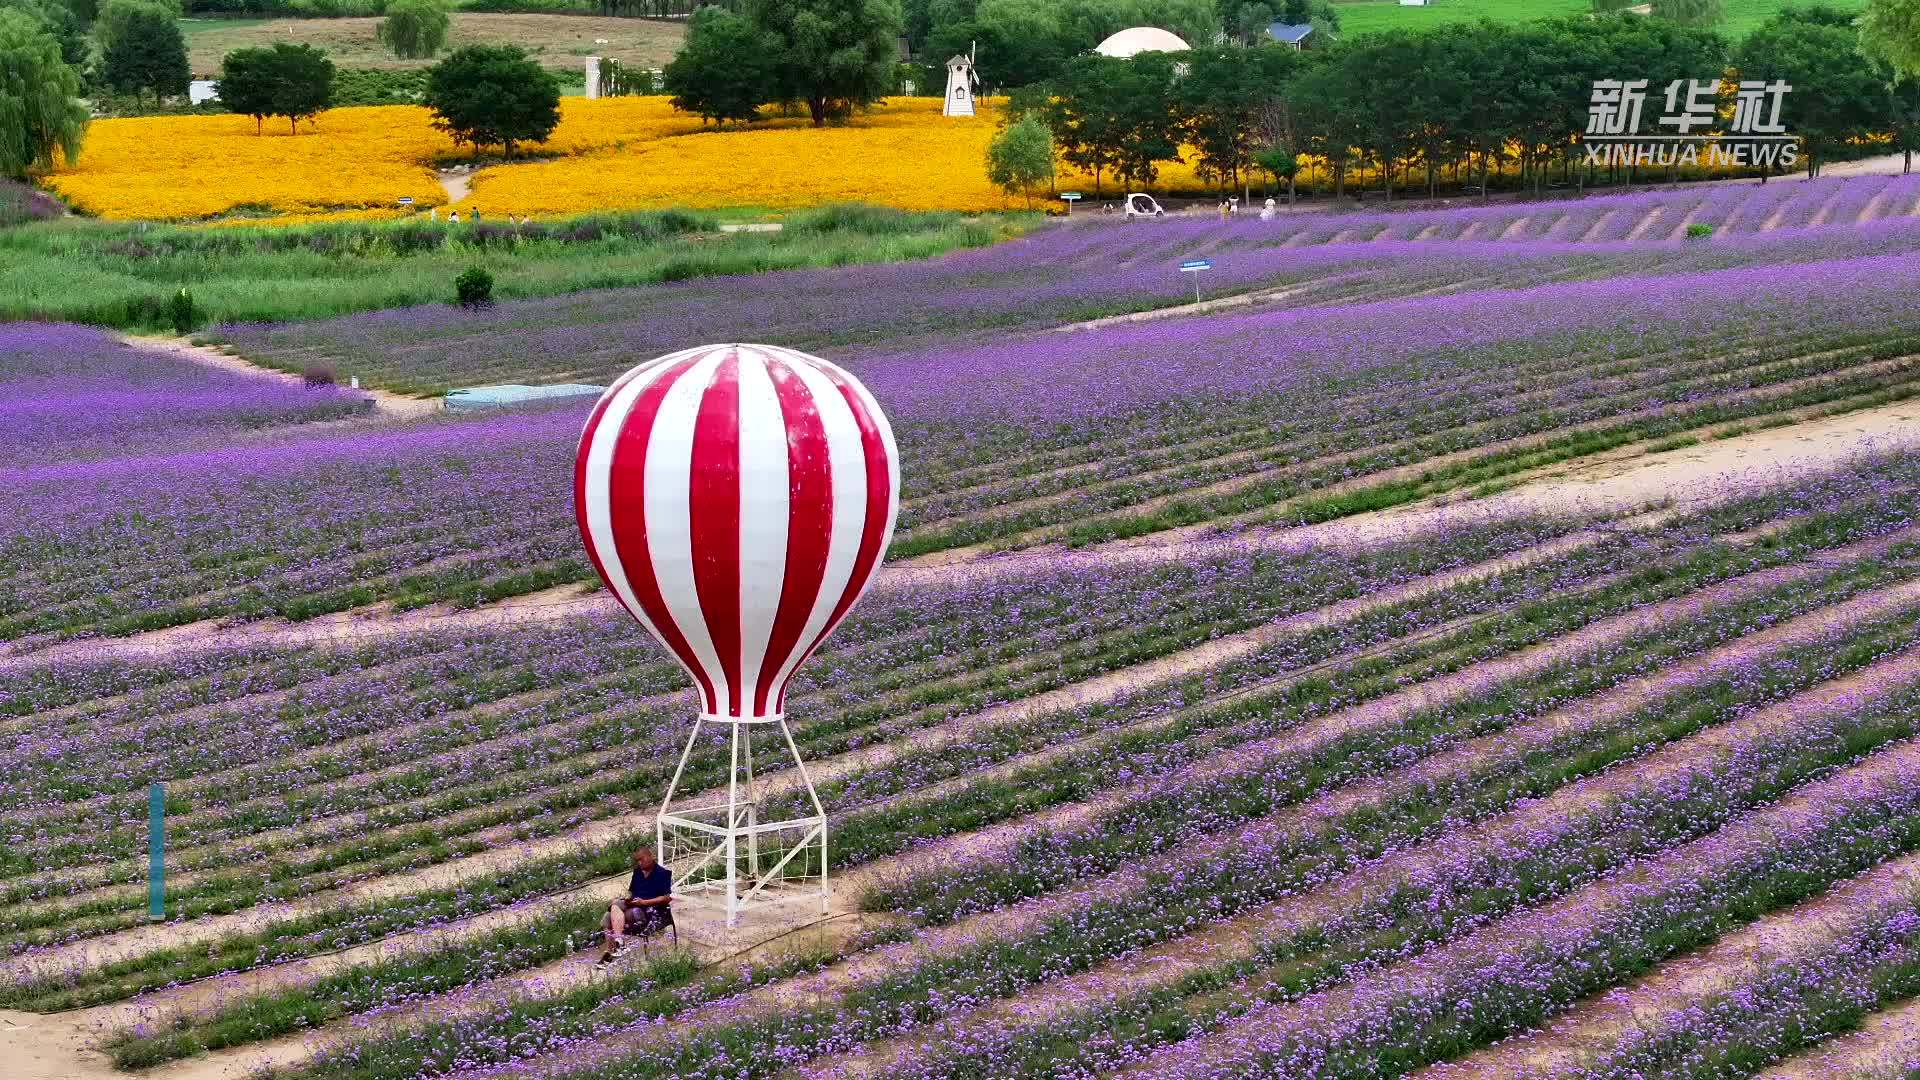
xmin=1092 ymin=26 xmax=1191 ymax=58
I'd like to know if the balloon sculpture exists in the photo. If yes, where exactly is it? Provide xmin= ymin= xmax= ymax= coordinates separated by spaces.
xmin=575 ymin=343 xmax=900 ymax=926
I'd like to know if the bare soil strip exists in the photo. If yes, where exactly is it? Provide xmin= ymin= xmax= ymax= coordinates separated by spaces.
xmin=1428 ymin=848 xmax=1920 ymax=1077
xmin=483 ymin=574 xmax=1920 ymax=1080
xmin=0 ymin=529 xmax=1611 ymax=984
xmin=130 ymin=336 xmax=441 ymax=420
xmin=1624 ymin=207 xmax=1667 ymax=242
xmin=11 ymin=354 xmax=1917 ymax=669
xmin=1051 ymin=280 xmax=1338 ymax=331
xmin=1756 ymin=993 xmax=1920 ymax=1079
xmin=790 ymin=583 xmax=1920 ymax=1078
xmin=1114 ymin=655 xmax=1920 ymax=1078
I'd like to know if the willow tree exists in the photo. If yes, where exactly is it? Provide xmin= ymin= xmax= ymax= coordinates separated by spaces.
xmin=0 ymin=10 xmax=87 ymax=179
xmin=1860 ymin=0 xmax=1920 ymax=77
xmin=378 ymin=0 xmax=451 ymax=61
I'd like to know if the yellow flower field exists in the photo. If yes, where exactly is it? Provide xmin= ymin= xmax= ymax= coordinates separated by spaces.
xmin=45 ymin=95 xmax=1227 ymax=222
xmin=459 ymin=97 xmax=1029 ymax=215
xmin=48 ymin=107 xmax=455 ymax=220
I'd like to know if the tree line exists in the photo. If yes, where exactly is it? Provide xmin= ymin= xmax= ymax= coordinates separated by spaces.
xmin=0 ymin=0 xmax=574 ymax=177
xmin=1025 ymin=5 xmax=1920 ymax=203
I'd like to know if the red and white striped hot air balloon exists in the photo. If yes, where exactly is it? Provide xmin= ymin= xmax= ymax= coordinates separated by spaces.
xmin=574 ymin=343 xmax=900 ymax=722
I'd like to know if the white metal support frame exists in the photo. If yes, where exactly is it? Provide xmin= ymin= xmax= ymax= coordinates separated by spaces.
xmin=655 ymin=712 xmax=829 ymax=929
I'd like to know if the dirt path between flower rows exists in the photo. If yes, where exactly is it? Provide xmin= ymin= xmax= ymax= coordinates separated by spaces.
xmin=487 ymin=566 xmax=1920 ymax=1080
xmin=128 ymin=335 xmax=442 ymax=420
xmin=820 ymin=597 xmax=1920 ymax=1080
xmin=8 ymin=393 xmax=1915 ymax=671
xmin=0 ymin=529 xmax=1606 ymax=983
xmin=1115 ymin=653 xmax=1920 ymax=1079
xmin=1432 ymin=849 xmax=1920 ymax=1077
xmin=1050 ymin=279 xmax=1337 ymax=331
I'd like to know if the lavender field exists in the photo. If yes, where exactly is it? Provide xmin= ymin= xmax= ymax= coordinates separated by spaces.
xmin=209 ymin=175 xmax=1920 ymax=395
xmin=12 ymin=176 xmax=1920 ymax=1080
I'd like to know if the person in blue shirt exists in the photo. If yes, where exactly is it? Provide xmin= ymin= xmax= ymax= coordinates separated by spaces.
xmin=602 ymin=846 xmax=672 ymax=961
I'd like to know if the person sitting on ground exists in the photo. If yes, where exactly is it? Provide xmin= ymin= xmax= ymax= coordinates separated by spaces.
xmin=601 ymin=846 xmax=672 ymax=961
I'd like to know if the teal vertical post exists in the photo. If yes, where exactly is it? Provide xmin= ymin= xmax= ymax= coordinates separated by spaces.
xmin=148 ymin=782 xmax=165 ymax=920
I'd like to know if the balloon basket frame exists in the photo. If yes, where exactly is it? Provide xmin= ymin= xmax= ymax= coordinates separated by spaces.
xmin=656 ymin=714 xmax=829 ymax=930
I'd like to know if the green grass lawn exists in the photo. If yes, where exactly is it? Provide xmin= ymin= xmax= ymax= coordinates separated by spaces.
xmin=1332 ymin=0 xmax=1865 ymax=38
xmin=176 ymin=16 xmax=262 ymax=34
xmin=0 ymin=205 xmax=1026 ymax=330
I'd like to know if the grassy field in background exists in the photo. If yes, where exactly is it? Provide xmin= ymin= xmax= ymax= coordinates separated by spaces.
xmin=1332 ymin=0 xmax=1865 ymax=37
xmin=0 ymin=205 xmax=1024 ymax=330
xmin=178 ymin=12 xmax=682 ymax=77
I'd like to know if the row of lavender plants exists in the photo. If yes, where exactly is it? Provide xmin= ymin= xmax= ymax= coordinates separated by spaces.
xmin=264 ymin=474 xmax=1920 ymax=1080
xmin=10 ymin=415 xmax=1916 ymax=935
xmin=2 ymin=511 xmax=1581 ymax=975
xmin=0 ymin=325 xmax=369 ymax=468
xmin=201 ymin=189 xmax=1920 ymax=396
xmin=68 ymin=455 xmax=1920 ymax=1067
xmin=18 ymin=248 xmax=1920 ymax=643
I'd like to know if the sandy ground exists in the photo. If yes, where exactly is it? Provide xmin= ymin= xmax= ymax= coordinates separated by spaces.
xmin=0 ymin=1010 xmax=118 ymax=1080
xmin=181 ymin=13 xmax=683 ymax=78
xmin=437 ymin=168 xmax=475 ymax=206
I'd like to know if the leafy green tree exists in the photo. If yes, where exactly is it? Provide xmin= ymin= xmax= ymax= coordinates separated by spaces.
xmin=1533 ymin=15 xmax=1724 ymax=190
xmin=217 ymin=43 xmax=334 ymax=134
xmin=1045 ymin=53 xmax=1124 ymax=196
xmin=1291 ymin=46 xmax=1368 ymax=198
xmin=2 ymin=0 xmax=89 ymax=67
xmin=1277 ymin=0 xmax=1336 ymax=35
xmin=1220 ymin=0 xmax=1274 ymax=46
xmin=96 ymin=0 xmax=187 ymax=102
xmin=1177 ymin=44 xmax=1299 ymax=200
xmin=1255 ymin=142 xmax=1298 ymax=202
xmin=985 ymin=112 xmax=1053 ymax=206
xmin=664 ymin=5 xmax=776 ymax=123
xmin=1045 ymin=51 xmax=1183 ymax=194
xmin=1888 ymin=71 xmax=1920 ymax=173
xmin=377 ymin=0 xmax=449 ymax=60
xmin=1651 ymin=0 xmax=1722 ymax=26
xmin=1859 ymin=0 xmax=1920 ymax=79
xmin=1105 ymin=49 xmax=1181 ymax=187
xmin=901 ymin=0 xmax=938 ymax=50
xmin=425 ymin=44 xmax=560 ymax=156
xmin=923 ymin=0 xmax=1068 ymax=92
xmin=1736 ymin=6 xmax=1888 ymax=176
xmin=1052 ymin=0 xmax=1217 ymax=51
xmin=755 ymin=0 xmax=902 ymax=126
xmin=0 ymin=9 xmax=87 ymax=177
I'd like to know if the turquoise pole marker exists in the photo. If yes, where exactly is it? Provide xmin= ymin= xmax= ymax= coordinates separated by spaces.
xmin=148 ymin=782 xmax=165 ymax=920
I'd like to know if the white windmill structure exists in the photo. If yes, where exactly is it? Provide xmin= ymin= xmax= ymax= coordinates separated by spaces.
xmin=943 ymin=43 xmax=978 ymax=117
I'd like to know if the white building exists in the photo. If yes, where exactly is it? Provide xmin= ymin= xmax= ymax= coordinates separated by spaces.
xmin=1092 ymin=26 xmax=1191 ymax=59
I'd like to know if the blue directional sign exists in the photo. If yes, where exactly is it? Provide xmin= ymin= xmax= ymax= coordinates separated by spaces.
xmin=1179 ymin=259 xmax=1213 ymax=272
